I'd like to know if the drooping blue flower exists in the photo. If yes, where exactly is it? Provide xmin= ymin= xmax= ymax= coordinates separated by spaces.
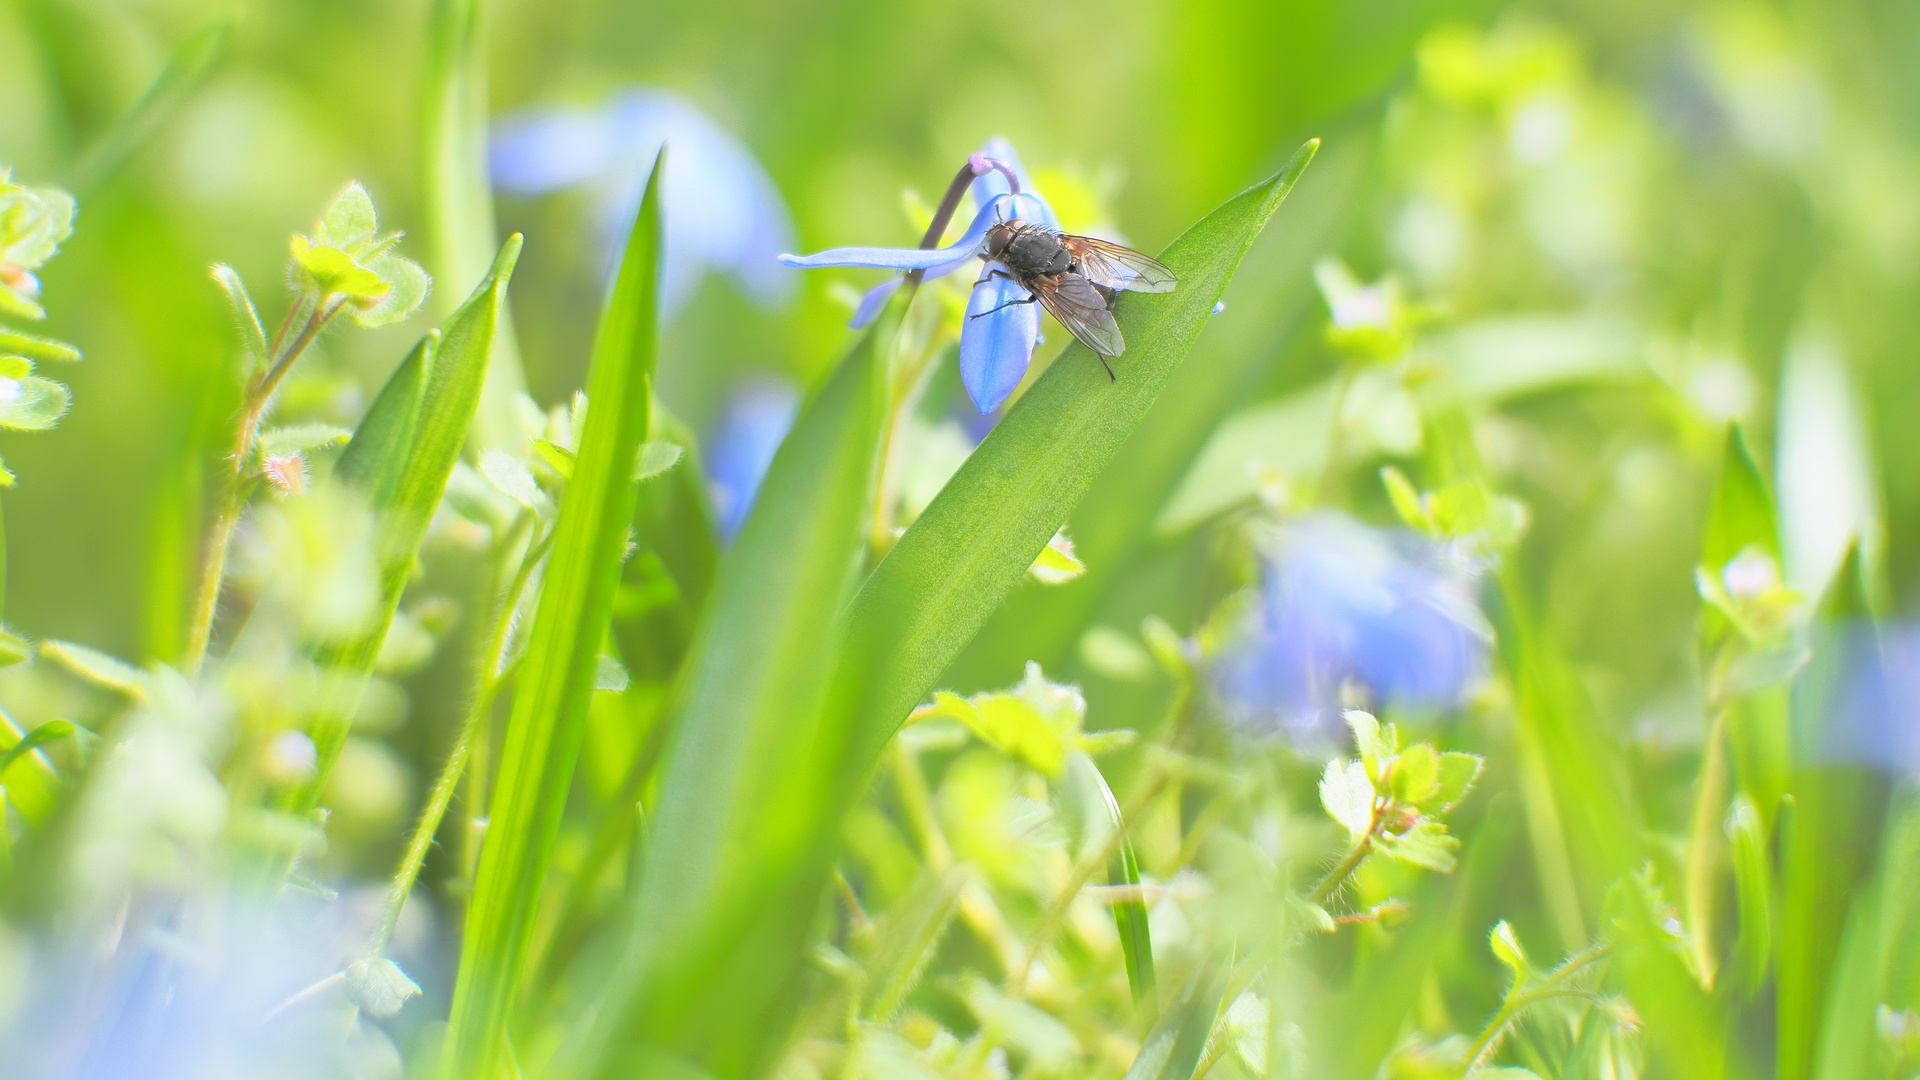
xmin=490 ymin=88 xmax=794 ymax=318
xmin=1212 ymin=513 xmax=1491 ymax=742
xmin=778 ymin=139 xmax=1063 ymax=415
xmin=704 ymin=378 xmax=799 ymax=541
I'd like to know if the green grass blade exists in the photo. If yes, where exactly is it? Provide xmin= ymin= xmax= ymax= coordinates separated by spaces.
xmin=1123 ymin=963 xmax=1229 ymax=1080
xmin=1726 ymin=796 xmax=1773 ymax=997
xmin=574 ymin=291 xmax=899 ymax=1080
xmin=292 ymin=236 xmax=521 ymax=807
xmin=422 ymin=0 xmax=527 ymax=450
xmin=839 ymin=140 xmax=1319 ymax=768
xmin=1070 ymin=753 xmax=1155 ymax=1006
xmin=336 ymin=331 xmax=434 ymax=508
xmin=440 ymin=159 xmax=661 ymax=1080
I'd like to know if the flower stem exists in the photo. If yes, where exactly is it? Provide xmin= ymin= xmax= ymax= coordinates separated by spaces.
xmin=182 ymin=294 xmax=347 ymax=674
xmin=1309 ymin=803 xmax=1384 ymax=906
xmin=903 ymin=159 xmax=990 ymax=288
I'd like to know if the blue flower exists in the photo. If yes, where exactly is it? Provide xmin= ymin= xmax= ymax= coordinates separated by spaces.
xmin=704 ymin=378 xmax=799 ymax=541
xmin=490 ymin=88 xmax=794 ymax=318
xmin=778 ymin=138 xmax=1061 ymax=415
xmin=1212 ymin=513 xmax=1491 ymax=742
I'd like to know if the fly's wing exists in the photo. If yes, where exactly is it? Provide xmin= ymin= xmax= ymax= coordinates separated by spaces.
xmin=1059 ymin=234 xmax=1177 ymax=293
xmin=1033 ymin=273 xmax=1126 ymax=356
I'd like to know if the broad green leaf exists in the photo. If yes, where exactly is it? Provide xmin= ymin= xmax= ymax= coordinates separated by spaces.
xmin=335 ymin=331 xmax=434 ymax=509
xmin=573 ymin=258 xmax=898 ymax=1080
xmin=258 ymin=423 xmax=352 ymax=458
xmin=441 ymin=160 xmax=659 ymax=1080
xmin=0 ymin=376 xmax=69 ymax=430
xmin=1121 ymin=963 xmax=1228 ymax=1080
xmin=837 ymin=141 xmax=1320 ymax=772
xmin=0 ymin=329 xmax=79 ymax=364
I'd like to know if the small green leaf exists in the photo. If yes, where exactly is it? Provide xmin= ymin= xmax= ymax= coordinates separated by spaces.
xmin=634 ymin=440 xmax=683 ymax=480
xmin=1377 ymin=820 xmax=1460 ymax=872
xmin=0 ymin=288 xmax=44 ymax=322
xmin=1476 ymin=1068 xmax=1543 ymax=1079
xmin=1701 ymin=424 xmax=1779 ymax=570
xmin=0 ymin=718 xmax=90 ymax=777
xmin=0 ymin=376 xmax=69 ymax=430
xmin=534 ymin=438 xmax=577 ymax=480
xmin=343 ymin=957 xmax=421 ymax=1019
xmin=1489 ymin=920 xmax=1530 ymax=974
xmin=318 ymin=182 xmax=379 ymax=250
xmin=1392 ymin=742 xmax=1440 ymax=805
xmin=1320 ymin=759 xmax=1374 ymax=841
xmin=1346 ymin=709 xmax=1393 ymax=765
xmin=1027 ymin=530 xmax=1086 ymax=585
xmin=480 ymin=449 xmax=545 ymax=509
xmin=37 ymin=639 xmax=144 ymax=696
xmin=353 ymin=251 xmax=431 ymax=327
xmin=595 ymin=654 xmax=630 ymax=693
xmin=1381 ymin=465 xmax=1431 ymax=532
xmin=0 ymin=172 xmax=74 ymax=271
xmin=1422 ymin=751 xmax=1484 ymax=812
xmin=258 ymin=423 xmax=353 ymax=458
xmin=210 ymin=264 xmax=267 ymax=363
xmin=290 ymin=235 xmax=390 ymax=301
xmin=0 ymin=357 xmax=29 ymax=379
xmin=0 ymin=329 xmax=79 ymax=364
xmin=0 ymin=629 xmax=29 ymax=667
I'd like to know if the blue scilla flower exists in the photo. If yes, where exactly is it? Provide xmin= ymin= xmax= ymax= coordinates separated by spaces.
xmin=779 ymin=138 xmax=1061 ymax=415
xmin=490 ymin=88 xmax=794 ymax=318
xmin=1212 ymin=512 xmax=1491 ymax=742
xmin=705 ymin=378 xmax=799 ymax=541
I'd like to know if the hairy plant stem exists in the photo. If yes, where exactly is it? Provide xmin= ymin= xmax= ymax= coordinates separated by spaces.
xmin=1309 ymin=803 xmax=1384 ymax=906
xmin=367 ymin=511 xmax=544 ymax=958
xmin=1682 ymin=638 xmax=1738 ymax=989
xmin=1462 ymin=941 xmax=1612 ymax=1073
xmin=183 ymin=294 xmax=348 ymax=674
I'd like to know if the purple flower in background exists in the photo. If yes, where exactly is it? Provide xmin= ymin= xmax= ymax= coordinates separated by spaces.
xmin=780 ymin=138 xmax=1061 ymax=415
xmin=490 ymin=88 xmax=794 ymax=317
xmin=1212 ymin=513 xmax=1491 ymax=741
xmin=705 ymin=378 xmax=800 ymax=541
xmin=1799 ymin=621 xmax=1920 ymax=773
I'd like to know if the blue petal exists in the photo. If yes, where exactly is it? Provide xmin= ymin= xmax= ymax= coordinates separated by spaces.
xmin=958 ymin=268 xmax=1041 ymax=414
xmin=490 ymin=107 xmax=620 ymax=193
xmin=850 ymin=277 xmax=902 ymax=328
xmin=780 ymin=195 xmax=1007 ymax=270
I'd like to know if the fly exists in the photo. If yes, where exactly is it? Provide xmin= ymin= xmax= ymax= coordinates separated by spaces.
xmin=974 ymin=220 xmax=1177 ymax=379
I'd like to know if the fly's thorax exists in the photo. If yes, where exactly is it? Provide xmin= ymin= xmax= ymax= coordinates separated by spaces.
xmin=1000 ymin=224 xmax=1073 ymax=277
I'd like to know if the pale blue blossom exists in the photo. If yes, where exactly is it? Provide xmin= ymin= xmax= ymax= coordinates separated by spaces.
xmin=490 ymin=88 xmax=793 ymax=317
xmin=1213 ymin=513 xmax=1491 ymax=742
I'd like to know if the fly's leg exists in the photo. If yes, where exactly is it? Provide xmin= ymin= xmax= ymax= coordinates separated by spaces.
xmin=1097 ymin=353 xmax=1116 ymax=381
xmin=970 ymin=293 xmax=1039 ymax=318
